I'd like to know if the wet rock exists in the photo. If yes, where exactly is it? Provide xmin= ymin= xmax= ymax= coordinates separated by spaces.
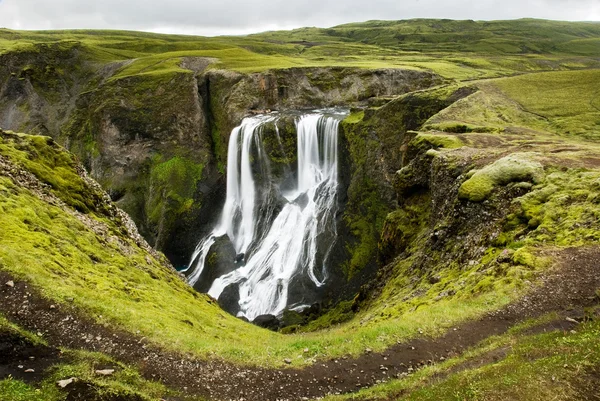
xmin=217 ymin=282 xmax=242 ymax=316
xmin=252 ymin=314 xmax=280 ymax=331
xmin=291 ymin=192 xmax=309 ymax=209
xmin=193 ymin=235 xmax=237 ymax=293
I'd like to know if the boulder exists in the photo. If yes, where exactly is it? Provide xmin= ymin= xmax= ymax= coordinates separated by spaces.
xmin=252 ymin=314 xmax=280 ymax=331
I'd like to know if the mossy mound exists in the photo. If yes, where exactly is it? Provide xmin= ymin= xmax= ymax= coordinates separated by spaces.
xmin=459 ymin=153 xmax=545 ymax=202
xmin=410 ymin=132 xmax=465 ymax=152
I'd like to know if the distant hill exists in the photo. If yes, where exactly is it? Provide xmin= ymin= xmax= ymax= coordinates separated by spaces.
xmin=252 ymin=18 xmax=600 ymax=56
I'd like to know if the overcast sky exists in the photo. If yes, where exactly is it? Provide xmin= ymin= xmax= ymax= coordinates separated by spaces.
xmin=0 ymin=0 xmax=599 ymax=36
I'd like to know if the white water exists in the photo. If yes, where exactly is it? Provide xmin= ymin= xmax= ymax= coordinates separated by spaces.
xmin=183 ymin=111 xmax=343 ymax=320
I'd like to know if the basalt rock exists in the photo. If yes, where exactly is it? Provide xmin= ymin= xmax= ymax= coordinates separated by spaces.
xmin=218 ymin=283 xmax=242 ymax=317
xmin=252 ymin=314 xmax=280 ymax=331
xmin=193 ymin=235 xmax=237 ymax=293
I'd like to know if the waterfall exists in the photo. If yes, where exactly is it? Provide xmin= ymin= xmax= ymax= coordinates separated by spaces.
xmin=183 ymin=110 xmax=345 ymax=320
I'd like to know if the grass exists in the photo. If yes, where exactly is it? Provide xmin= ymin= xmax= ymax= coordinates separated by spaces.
xmin=1 ymin=61 xmax=599 ymax=369
xmin=323 ymin=312 xmax=600 ymax=400
xmin=0 ymin=161 xmax=524 ymax=365
xmin=423 ymin=69 xmax=600 ymax=143
xmin=494 ymin=69 xmax=600 ymax=140
xmin=0 ymin=131 xmax=536 ymax=367
xmin=0 ymin=314 xmax=173 ymax=401
xmin=0 ymin=314 xmax=47 ymax=347
xmin=2 ymin=19 xmax=600 ymax=83
xmin=0 ymin=19 xmax=599 ymax=383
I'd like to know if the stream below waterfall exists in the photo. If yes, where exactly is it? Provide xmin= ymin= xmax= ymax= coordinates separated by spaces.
xmin=183 ymin=109 xmax=347 ymax=321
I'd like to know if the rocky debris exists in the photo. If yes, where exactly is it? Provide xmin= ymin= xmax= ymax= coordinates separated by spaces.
xmin=5 ymin=280 xmax=14 ymax=288
xmin=95 ymin=369 xmax=115 ymax=376
xmin=57 ymin=377 xmax=76 ymax=388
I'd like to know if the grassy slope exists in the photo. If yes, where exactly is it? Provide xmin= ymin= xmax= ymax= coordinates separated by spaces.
xmin=312 ymin=67 xmax=600 ymax=399
xmin=0 ymin=315 xmax=172 ymax=401
xmin=0 ymin=134 xmax=516 ymax=366
xmin=324 ymin=313 xmax=600 ymax=401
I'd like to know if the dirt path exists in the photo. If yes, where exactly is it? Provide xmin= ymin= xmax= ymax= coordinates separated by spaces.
xmin=1 ymin=247 xmax=599 ymax=401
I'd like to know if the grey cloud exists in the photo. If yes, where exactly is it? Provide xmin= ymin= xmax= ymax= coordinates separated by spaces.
xmin=0 ymin=0 xmax=598 ymax=35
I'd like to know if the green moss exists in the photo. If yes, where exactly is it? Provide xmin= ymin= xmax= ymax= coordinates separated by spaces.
xmin=513 ymin=169 xmax=600 ymax=246
xmin=0 ymin=131 xmax=109 ymax=215
xmin=146 ymin=155 xmax=204 ymax=234
xmin=459 ymin=153 xmax=544 ymax=202
xmin=0 ymin=379 xmax=60 ymax=401
xmin=411 ymin=132 xmax=465 ymax=151
xmin=343 ymin=110 xmax=365 ymax=124
xmin=342 ymin=177 xmax=389 ymax=278
xmin=379 ymin=193 xmax=431 ymax=260
xmin=302 ymin=300 xmax=355 ymax=332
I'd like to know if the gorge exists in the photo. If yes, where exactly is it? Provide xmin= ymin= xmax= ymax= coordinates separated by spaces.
xmin=0 ymin=19 xmax=599 ymax=401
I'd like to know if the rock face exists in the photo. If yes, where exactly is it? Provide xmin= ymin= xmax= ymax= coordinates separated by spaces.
xmin=333 ymin=85 xmax=477 ymax=298
xmin=0 ymin=46 xmax=443 ymax=273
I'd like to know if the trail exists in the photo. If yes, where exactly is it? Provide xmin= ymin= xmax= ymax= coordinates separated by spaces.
xmin=1 ymin=247 xmax=599 ymax=400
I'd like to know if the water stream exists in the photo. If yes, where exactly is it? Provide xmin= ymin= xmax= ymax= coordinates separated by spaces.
xmin=183 ymin=110 xmax=346 ymax=320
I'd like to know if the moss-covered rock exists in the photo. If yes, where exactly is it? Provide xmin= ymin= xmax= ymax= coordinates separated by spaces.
xmin=459 ymin=153 xmax=544 ymax=202
xmin=338 ymin=85 xmax=476 ymax=280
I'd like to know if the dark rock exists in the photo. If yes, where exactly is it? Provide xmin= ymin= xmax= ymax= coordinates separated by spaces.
xmin=252 ymin=314 xmax=280 ymax=331
xmin=217 ymin=283 xmax=242 ymax=317
xmin=281 ymin=310 xmax=306 ymax=327
xmin=192 ymin=235 xmax=237 ymax=293
xmin=291 ymin=192 xmax=309 ymax=209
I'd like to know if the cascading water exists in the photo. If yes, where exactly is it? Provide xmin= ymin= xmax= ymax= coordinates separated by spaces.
xmin=182 ymin=110 xmax=346 ymax=320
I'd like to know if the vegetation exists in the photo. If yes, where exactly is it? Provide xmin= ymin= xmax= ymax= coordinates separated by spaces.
xmin=0 ymin=17 xmax=599 ymax=401
xmin=1 ymin=19 xmax=599 ymax=82
xmin=458 ymin=153 xmax=544 ymax=202
xmin=0 ymin=314 xmax=171 ymax=401
xmin=324 ymin=312 xmax=600 ymax=401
